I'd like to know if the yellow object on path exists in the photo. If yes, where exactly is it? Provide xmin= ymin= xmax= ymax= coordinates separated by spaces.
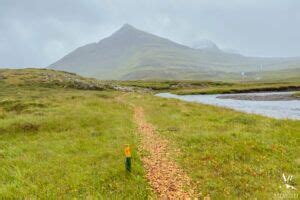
xmin=124 ymin=145 xmax=131 ymax=157
xmin=124 ymin=145 xmax=132 ymax=172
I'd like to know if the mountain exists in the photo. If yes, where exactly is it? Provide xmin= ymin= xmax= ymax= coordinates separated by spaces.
xmin=48 ymin=24 xmax=300 ymax=80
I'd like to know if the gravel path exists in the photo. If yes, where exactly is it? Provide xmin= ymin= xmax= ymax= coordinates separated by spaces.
xmin=134 ymin=107 xmax=195 ymax=199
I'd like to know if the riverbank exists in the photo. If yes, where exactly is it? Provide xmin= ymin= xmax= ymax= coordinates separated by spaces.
xmin=218 ymin=92 xmax=300 ymax=101
xmin=116 ymin=80 xmax=300 ymax=95
xmin=173 ymin=84 xmax=300 ymax=95
xmin=156 ymin=92 xmax=300 ymax=120
xmin=293 ymin=92 xmax=300 ymax=97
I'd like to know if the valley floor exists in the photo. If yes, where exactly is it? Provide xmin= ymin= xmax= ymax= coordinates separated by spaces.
xmin=0 ymin=82 xmax=299 ymax=199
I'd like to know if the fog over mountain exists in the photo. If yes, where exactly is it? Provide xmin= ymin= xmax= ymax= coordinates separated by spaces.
xmin=49 ymin=24 xmax=300 ymax=80
xmin=0 ymin=0 xmax=300 ymax=68
xmin=191 ymin=40 xmax=220 ymax=51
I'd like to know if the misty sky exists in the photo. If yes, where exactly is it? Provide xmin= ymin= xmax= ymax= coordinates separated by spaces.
xmin=1 ymin=0 xmax=299 ymax=68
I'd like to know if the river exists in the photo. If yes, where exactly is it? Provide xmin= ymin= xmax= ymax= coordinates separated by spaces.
xmin=156 ymin=92 xmax=300 ymax=120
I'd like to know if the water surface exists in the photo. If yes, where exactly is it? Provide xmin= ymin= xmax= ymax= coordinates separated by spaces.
xmin=156 ymin=92 xmax=300 ymax=120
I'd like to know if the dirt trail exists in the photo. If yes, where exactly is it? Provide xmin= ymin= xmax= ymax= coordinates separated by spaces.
xmin=134 ymin=106 xmax=195 ymax=199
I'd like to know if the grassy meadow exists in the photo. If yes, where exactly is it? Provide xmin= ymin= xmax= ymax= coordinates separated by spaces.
xmin=0 ymin=84 xmax=152 ymax=198
xmin=126 ymin=93 xmax=300 ymax=199
xmin=0 ymin=68 xmax=299 ymax=199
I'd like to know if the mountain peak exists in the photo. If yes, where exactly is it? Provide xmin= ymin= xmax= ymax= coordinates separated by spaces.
xmin=117 ymin=23 xmax=137 ymax=32
xmin=110 ymin=23 xmax=143 ymax=39
xmin=122 ymin=23 xmax=135 ymax=29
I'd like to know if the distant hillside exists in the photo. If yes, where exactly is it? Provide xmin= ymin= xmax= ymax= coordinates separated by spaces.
xmin=0 ymin=68 xmax=111 ymax=90
xmin=49 ymin=24 xmax=300 ymax=80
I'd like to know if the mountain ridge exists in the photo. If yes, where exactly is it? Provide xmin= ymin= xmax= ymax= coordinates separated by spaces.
xmin=49 ymin=24 xmax=300 ymax=80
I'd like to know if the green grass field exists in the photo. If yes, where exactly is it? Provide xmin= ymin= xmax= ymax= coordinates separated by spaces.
xmin=0 ymin=85 xmax=152 ymax=198
xmin=0 ymin=69 xmax=299 ymax=199
xmin=127 ymin=93 xmax=299 ymax=199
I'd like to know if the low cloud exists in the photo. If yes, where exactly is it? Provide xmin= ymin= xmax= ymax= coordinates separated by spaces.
xmin=0 ymin=0 xmax=299 ymax=67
